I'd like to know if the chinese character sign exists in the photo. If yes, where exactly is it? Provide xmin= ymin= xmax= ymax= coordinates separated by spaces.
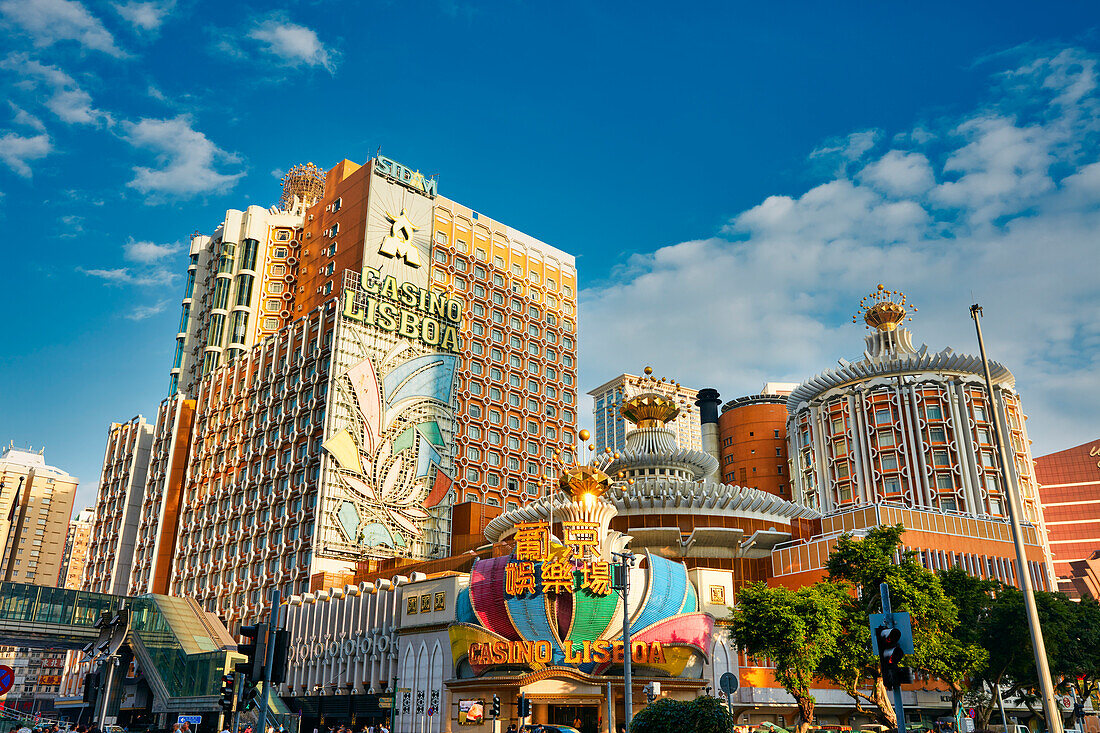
xmin=504 ymin=521 xmax=609 ymax=597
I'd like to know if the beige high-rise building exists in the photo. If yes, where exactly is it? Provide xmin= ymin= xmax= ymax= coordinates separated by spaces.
xmin=0 ymin=445 xmax=79 ymax=586
xmin=83 ymin=416 xmax=155 ymax=595
xmin=0 ymin=445 xmax=78 ymax=713
xmin=58 ymin=508 xmax=94 ymax=589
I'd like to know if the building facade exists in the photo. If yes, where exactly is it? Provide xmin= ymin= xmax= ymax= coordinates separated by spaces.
xmin=0 ymin=445 xmax=79 ymax=586
xmin=58 ymin=508 xmax=93 ymax=589
xmin=149 ymin=154 xmax=579 ymax=627
xmin=0 ymin=446 xmax=79 ymax=714
xmin=1035 ymin=438 xmax=1100 ymax=597
xmin=778 ymin=287 xmax=1055 ymax=591
xmin=588 ymin=373 xmax=701 ymax=454
xmin=717 ymin=388 xmax=793 ymax=498
xmin=83 ymin=416 xmax=155 ymax=595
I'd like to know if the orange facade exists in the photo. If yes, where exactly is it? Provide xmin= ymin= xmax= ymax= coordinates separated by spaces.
xmin=718 ymin=396 xmax=790 ymax=498
xmin=1035 ymin=438 xmax=1100 ymax=595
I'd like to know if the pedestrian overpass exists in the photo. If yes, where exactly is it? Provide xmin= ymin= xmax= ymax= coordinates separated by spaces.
xmin=0 ymin=583 xmax=298 ymax=730
xmin=0 ymin=581 xmax=237 ymax=712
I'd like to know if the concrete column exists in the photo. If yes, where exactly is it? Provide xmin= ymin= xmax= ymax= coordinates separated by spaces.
xmin=533 ymin=703 xmax=549 ymax=724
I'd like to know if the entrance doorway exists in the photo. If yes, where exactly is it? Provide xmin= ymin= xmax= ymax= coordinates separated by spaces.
xmin=550 ymin=705 xmax=600 ymax=733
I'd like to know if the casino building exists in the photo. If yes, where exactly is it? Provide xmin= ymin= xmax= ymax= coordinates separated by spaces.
xmin=81 ymin=153 xmax=579 ymax=630
xmin=269 ymin=288 xmax=1060 ymax=733
xmin=775 ymin=287 xmax=1054 ymax=594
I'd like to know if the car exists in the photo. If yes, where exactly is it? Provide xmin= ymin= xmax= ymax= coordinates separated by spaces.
xmin=520 ymin=725 xmax=582 ymax=733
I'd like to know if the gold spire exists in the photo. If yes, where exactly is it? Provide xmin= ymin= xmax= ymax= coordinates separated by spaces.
xmin=280 ymin=162 xmax=326 ymax=211
xmin=854 ymin=284 xmax=917 ymax=331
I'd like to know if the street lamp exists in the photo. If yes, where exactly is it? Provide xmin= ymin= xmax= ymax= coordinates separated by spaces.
xmin=971 ymin=304 xmax=1062 ymax=733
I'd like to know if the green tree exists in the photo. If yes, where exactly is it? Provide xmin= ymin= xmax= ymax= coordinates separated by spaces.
xmin=727 ymin=580 xmax=848 ymax=733
xmin=629 ymin=695 xmax=735 ymax=733
xmin=940 ymin=566 xmax=1002 ymax=728
xmin=820 ymin=525 xmax=986 ymax=728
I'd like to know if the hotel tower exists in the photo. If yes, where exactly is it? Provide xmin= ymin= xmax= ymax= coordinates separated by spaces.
xmin=82 ymin=154 xmax=578 ymax=628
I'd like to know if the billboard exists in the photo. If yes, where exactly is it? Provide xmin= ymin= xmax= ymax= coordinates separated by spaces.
xmin=458 ymin=699 xmax=484 ymax=725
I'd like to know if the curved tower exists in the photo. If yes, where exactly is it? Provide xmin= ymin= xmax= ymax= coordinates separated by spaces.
xmin=784 ymin=286 xmax=1054 ymax=585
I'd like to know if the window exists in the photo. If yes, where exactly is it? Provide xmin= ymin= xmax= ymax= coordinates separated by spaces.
xmin=877 ymin=431 xmax=896 ymax=448
xmin=932 ymin=450 xmax=950 ymax=467
xmin=881 ymin=454 xmax=899 ymax=470
xmin=466 ymin=467 xmax=480 ymax=481
xmin=273 ymin=247 xmax=288 ymax=258
xmin=940 ymin=496 xmax=958 ymax=512
xmin=875 ymin=408 xmax=892 ymax=425
xmin=930 ymin=427 xmax=947 ymax=443
xmin=884 ymin=476 xmax=901 ymax=493
xmin=832 ymin=439 xmax=847 ymax=457
xmin=980 ymin=451 xmax=995 ymax=468
xmin=973 ymin=406 xmax=987 ymax=422
xmin=926 ymin=404 xmax=943 ymax=420
xmin=935 ymin=474 xmax=953 ymax=491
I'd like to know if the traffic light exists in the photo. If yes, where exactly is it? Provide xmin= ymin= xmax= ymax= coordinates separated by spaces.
xmin=239 ymin=623 xmax=268 ymax=682
xmin=82 ymin=670 xmax=101 ymax=704
xmin=243 ymin=684 xmax=262 ymax=712
xmin=517 ymin=693 xmax=530 ymax=718
xmin=219 ymin=673 xmax=236 ymax=711
xmin=876 ymin=624 xmax=911 ymax=690
xmin=491 ymin=695 xmax=500 ymax=718
xmin=269 ymin=628 xmax=290 ymax=684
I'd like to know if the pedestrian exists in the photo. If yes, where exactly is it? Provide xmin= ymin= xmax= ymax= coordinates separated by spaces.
xmin=221 ymin=724 xmax=230 ymax=733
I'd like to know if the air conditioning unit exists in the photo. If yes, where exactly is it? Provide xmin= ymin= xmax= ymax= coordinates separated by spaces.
xmin=308 ymin=214 xmax=314 ymax=222
xmin=305 ymin=232 xmax=312 ymax=238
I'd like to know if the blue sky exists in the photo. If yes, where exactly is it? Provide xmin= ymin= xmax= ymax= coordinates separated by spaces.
xmin=1 ymin=0 xmax=1098 ymax=511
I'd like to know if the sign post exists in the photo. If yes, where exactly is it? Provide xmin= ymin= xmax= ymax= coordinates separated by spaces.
xmin=720 ymin=672 xmax=738 ymax=716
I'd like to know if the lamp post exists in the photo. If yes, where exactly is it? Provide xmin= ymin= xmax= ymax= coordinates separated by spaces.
xmin=611 ymin=550 xmax=635 ymax=732
xmin=970 ymin=304 xmax=1062 ymax=733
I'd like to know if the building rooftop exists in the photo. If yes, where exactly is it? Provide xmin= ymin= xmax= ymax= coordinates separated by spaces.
xmin=1 ymin=445 xmax=76 ymax=481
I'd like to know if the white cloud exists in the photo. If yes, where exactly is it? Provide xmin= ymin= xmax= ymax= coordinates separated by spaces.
xmin=9 ymin=102 xmax=45 ymax=131
xmin=0 ymin=0 xmax=124 ymax=57
xmin=858 ymin=150 xmax=935 ymax=198
xmin=125 ymin=300 xmax=169 ymax=320
xmin=247 ymin=16 xmax=337 ymax=72
xmin=79 ymin=265 xmax=175 ymax=287
xmin=112 ymin=0 xmax=174 ymax=33
xmin=580 ymin=46 xmax=1100 ymax=456
xmin=2 ymin=54 xmax=112 ymax=126
xmin=123 ymin=237 xmax=179 ymax=263
xmin=0 ymin=130 xmax=50 ymax=176
xmin=122 ymin=115 xmax=244 ymax=198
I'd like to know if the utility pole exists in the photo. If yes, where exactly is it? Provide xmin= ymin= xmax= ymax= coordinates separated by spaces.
xmin=612 ymin=550 xmax=635 ymax=732
xmin=971 ymin=304 xmax=1062 ymax=733
xmin=256 ymin=588 xmax=280 ymax=733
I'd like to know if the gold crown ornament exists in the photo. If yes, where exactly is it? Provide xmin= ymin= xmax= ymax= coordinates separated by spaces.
xmin=854 ymin=284 xmax=917 ymax=331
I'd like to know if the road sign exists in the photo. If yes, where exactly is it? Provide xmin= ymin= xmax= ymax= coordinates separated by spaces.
xmin=962 ymin=718 xmax=975 ymax=732
xmin=177 ymin=715 xmax=203 ymax=726
xmin=379 ymin=694 xmax=394 ymax=709
xmin=0 ymin=666 xmax=13 ymax=696
xmin=720 ymin=672 xmax=738 ymax=695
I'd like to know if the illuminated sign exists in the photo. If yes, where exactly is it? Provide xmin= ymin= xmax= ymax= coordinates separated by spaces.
xmin=505 ymin=521 xmax=612 ymax=597
xmin=467 ymin=639 xmax=667 ymax=666
xmin=375 ymin=155 xmax=437 ymax=197
xmin=343 ymin=268 xmax=462 ymax=351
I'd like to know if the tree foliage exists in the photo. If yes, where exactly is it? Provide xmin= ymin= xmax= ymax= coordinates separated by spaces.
xmin=727 ymin=580 xmax=847 ymax=733
xmin=819 ymin=525 xmax=986 ymax=727
xmin=629 ymin=695 xmax=735 ymax=733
